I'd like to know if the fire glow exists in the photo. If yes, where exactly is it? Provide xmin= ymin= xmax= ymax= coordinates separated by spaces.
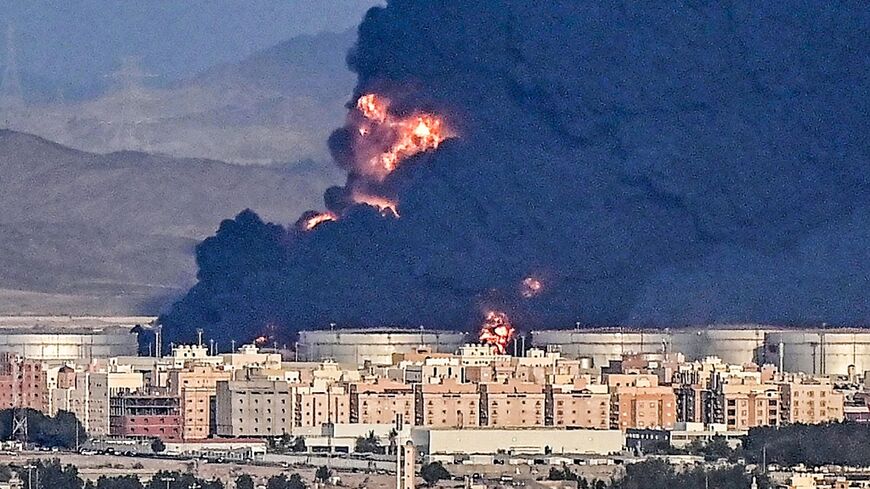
xmin=302 ymin=212 xmax=336 ymax=231
xmin=355 ymin=93 xmax=452 ymax=177
xmin=521 ymin=277 xmax=543 ymax=298
xmin=479 ymin=310 xmax=515 ymax=354
xmin=351 ymin=192 xmax=400 ymax=217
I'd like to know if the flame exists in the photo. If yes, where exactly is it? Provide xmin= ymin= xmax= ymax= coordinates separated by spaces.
xmin=302 ymin=212 xmax=337 ymax=231
xmin=521 ymin=277 xmax=543 ymax=298
xmin=351 ymin=192 xmax=400 ymax=217
xmin=254 ymin=335 xmax=269 ymax=346
xmin=355 ymin=93 xmax=452 ymax=178
xmin=357 ymin=94 xmax=387 ymax=123
xmin=478 ymin=310 xmax=515 ymax=354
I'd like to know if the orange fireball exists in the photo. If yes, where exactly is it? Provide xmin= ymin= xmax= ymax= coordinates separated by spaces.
xmin=479 ymin=310 xmax=515 ymax=354
xmin=357 ymin=94 xmax=388 ymax=123
xmin=355 ymin=93 xmax=453 ymax=178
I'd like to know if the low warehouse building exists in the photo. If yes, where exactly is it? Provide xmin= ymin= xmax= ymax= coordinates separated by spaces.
xmin=412 ymin=428 xmax=624 ymax=456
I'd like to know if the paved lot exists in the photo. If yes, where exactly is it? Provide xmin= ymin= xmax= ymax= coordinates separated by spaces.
xmin=0 ymin=452 xmax=396 ymax=488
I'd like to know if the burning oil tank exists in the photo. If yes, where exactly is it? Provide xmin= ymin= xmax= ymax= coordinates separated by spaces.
xmin=297 ymin=328 xmax=468 ymax=365
xmin=0 ymin=316 xmax=148 ymax=362
xmin=764 ymin=329 xmax=870 ymax=376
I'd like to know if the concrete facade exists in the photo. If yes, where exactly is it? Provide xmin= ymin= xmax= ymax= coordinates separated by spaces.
xmin=413 ymin=428 xmax=623 ymax=455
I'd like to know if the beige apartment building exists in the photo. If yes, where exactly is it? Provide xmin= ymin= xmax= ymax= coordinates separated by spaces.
xmin=416 ymin=379 xmax=480 ymax=428
xmin=351 ymin=380 xmax=414 ymax=425
xmin=480 ymin=379 xmax=545 ymax=427
xmin=169 ymin=364 xmax=231 ymax=440
xmin=611 ymin=385 xmax=677 ymax=430
xmin=781 ymin=380 xmax=844 ymax=425
xmin=548 ymin=384 xmax=610 ymax=429
xmin=214 ymin=379 xmax=299 ymax=437
xmin=50 ymin=365 xmax=143 ymax=437
xmin=719 ymin=380 xmax=780 ymax=430
xmin=297 ymin=385 xmax=350 ymax=427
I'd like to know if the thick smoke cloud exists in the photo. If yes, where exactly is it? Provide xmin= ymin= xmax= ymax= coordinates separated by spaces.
xmin=161 ymin=1 xmax=870 ymax=346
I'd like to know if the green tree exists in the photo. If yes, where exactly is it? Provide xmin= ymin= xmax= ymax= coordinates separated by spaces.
xmin=20 ymin=459 xmax=84 ymax=489
xmin=97 ymin=475 xmax=145 ymax=489
xmin=354 ymin=431 xmax=382 ymax=454
xmin=314 ymin=467 xmax=331 ymax=483
xmin=151 ymin=438 xmax=166 ymax=453
xmin=420 ymin=462 xmax=450 ymax=487
xmin=235 ymin=475 xmax=254 ymax=489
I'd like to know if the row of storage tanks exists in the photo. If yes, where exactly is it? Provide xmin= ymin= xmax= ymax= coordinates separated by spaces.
xmin=0 ymin=316 xmax=148 ymax=362
xmin=298 ymin=326 xmax=870 ymax=376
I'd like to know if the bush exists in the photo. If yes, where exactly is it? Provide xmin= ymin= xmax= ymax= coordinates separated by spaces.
xmin=420 ymin=462 xmax=450 ymax=487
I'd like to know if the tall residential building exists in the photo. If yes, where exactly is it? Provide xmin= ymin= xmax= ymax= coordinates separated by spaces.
xmin=415 ymin=379 xmax=480 ymax=428
xmin=350 ymin=380 xmax=414 ymax=425
xmin=480 ymin=380 xmax=545 ymax=427
xmin=0 ymin=354 xmax=47 ymax=411
xmin=547 ymin=384 xmax=610 ymax=429
xmin=214 ymin=379 xmax=298 ymax=437
xmin=610 ymin=385 xmax=677 ymax=431
xmin=704 ymin=370 xmax=782 ymax=431
xmin=50 ymin=366 xmax=143 ymax=437
xmin=168 ymin=364 xmax=231 ymax=440
xmin=781 ymin=380 xmax=844 ymax=425
xmin=296 ymin=385 xmax=350 ymax=427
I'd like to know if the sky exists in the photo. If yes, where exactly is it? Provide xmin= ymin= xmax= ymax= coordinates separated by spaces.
xmin=0 ymin=0 xmax=381 ymax=98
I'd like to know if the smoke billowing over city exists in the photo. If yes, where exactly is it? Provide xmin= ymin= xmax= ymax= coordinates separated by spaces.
xmin=161 ymin=1 xmax=870 ymax=346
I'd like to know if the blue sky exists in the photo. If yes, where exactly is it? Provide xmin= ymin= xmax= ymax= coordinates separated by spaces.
xmin=0 ymin=0 xmax=381 ymax=96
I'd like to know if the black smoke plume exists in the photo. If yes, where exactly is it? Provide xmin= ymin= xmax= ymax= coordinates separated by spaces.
xmin=161 ymin=1 xmax=870 ymax=346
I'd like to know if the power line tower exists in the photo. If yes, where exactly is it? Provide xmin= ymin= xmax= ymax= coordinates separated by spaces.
xmin=11 ymin=408 xmax=28 ymax=445
xmin=0 ymin=24 xmax=24 ymax=110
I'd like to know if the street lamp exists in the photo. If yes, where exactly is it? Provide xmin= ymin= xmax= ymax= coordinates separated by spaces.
xmin=161 ymin=476 xmax=175 ymax=489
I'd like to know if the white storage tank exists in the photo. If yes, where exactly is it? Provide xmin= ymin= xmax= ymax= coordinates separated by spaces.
xmin=298 ymin=328 xmax=468 ymax=365
xmin=764 ymin=329 xmax=870 ymax=376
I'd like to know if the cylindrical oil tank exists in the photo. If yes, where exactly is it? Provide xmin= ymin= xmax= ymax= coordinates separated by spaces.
xmin=298 ymin=328 xmax=469 ymax=365
xmin=670 ymin=326 xmax=777 ymax=365
xmin=764 ymin=330 xmax=870 ymax=376
xmin=530 ymin=329 xmax=671 ymax=368
xmin=0 ymin=316 xmax=147 ymax=362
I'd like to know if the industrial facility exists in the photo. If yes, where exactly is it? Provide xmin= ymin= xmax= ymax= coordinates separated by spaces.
xmin=297 ymin=328 xmax=469 ymax=365
xmin=0 ymin=315 xmax=149 ymax=362
xmin=531 ymin=325 xmax=870 ymax=376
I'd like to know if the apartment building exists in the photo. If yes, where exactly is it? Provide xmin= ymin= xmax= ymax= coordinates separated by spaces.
xmin=781 ymin=380 xmax=844 ymax=425
xmin=0 ymin=354 xmax=48 ymax=411
xmin=168 ymin=364 xmax=231 ymax=440
xmin=214 ymin=379 xmax=298 ymax=437
xmin=109 ymin=392 xmax=182 ymax=441
xmin=480 ymin=379 xmax=545 ymax=427
xmin=415 ymin=379 xmax=480 ymax=428
xmin=351 ymin=380 xmax=414 ymax=425
xmin=296 ymin=385 xmax=350 ymax=427
xmin=611 ymin=385 xmax=677 ymax=431
xmin=547 ymin=384 xmax=610 ymax=429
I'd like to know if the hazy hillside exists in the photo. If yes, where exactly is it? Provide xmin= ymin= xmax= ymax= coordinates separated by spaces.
xmin=1 ymin=29 xmax=357 ymax=165
xmin=0 ymin=129 xmax=335 ymax=314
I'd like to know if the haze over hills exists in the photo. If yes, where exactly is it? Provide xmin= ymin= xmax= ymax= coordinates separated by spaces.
xmin=1 ymin=29 xmax=357 ymax=166
xmin=0 ymin=129 xmax=334 ymax=314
